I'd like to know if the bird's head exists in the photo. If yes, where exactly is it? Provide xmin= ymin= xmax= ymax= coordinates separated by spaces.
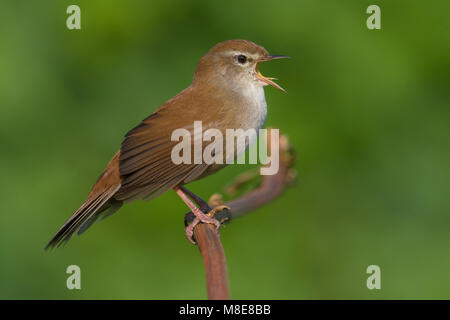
xmin=194 ymin=39 xmax=289 ymax=93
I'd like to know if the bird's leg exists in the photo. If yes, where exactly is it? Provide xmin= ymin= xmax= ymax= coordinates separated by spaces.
xmin=179 ymin=186 xmax=210 ymax=212
xmin=174 ymin=186 xmax=229 ymax=244
xmin=179 ymin=186 xmax=231 ymax=218
xmin=180 ymin=186 xmax=231 ymax=219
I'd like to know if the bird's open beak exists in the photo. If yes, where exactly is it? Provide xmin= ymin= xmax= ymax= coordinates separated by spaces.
xmin=256 ymin=55 xmax=290 ymax=93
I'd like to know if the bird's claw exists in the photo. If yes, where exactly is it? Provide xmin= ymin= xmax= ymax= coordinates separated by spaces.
xmin=206 ymin=205 xmax=231 ymax=218
xmin=185 ymin=205 xmax=230 ymax=245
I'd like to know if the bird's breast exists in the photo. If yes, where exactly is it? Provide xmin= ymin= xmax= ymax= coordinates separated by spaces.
xmin=229 ymin=84 xmax=267 ymax=131
xmin=218 ymin=84 xmax=268 ymax=163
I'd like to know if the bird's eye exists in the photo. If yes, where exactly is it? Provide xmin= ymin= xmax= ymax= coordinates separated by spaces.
xmin=236 ymin=54 xmax=247 ymax=64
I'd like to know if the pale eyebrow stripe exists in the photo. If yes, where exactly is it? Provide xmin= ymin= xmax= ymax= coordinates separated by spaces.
xmin=225 ymin=50 xmax=258 ymax=60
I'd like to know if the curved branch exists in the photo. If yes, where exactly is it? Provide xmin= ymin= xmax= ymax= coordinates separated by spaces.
xmin=184 ymin=130 xmax=296 ymax=300
xmin=194 ymin=224 xmax=230 ymax=299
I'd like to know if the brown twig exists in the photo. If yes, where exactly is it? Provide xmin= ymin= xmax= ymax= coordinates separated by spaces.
xmin=194 ymin=224 xmax=230 ymax=299
xmin=184 ymin=129 xmax=295 ymax=299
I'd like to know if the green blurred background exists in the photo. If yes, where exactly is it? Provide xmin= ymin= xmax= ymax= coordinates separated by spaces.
xmin=1 ymin=0 xmax=449 ymax=299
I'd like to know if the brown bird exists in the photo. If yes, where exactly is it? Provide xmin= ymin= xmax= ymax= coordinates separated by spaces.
xmin=46 ymin=39 xmax=288 ymax=249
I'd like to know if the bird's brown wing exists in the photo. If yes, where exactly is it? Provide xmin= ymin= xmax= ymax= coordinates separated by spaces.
xmin=114 ymin=87 xmax=217 ymax=202
xmin=46 ymin=85 xmax=224 ymax=249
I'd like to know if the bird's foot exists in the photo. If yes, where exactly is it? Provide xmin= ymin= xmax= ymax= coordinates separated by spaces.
xmin=185 ymin=205 xmax=230 ymax=244
xmin=206 ymin=205 xmax=230 ymax=218
xmin=185 ymin=218 xmax=200 ymax=245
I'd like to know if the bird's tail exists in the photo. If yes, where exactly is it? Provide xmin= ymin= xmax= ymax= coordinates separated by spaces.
xmin=45 ymin=152 xmax=122 ymax=250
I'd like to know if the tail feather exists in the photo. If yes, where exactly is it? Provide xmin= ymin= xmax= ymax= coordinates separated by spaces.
xmin=78 ymin=200 xmax=122 ymax=235
xmin=46 ymin=151 xmax=122 ymax=250
xmin=45 ymin=185 xmax=120 ymax=250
